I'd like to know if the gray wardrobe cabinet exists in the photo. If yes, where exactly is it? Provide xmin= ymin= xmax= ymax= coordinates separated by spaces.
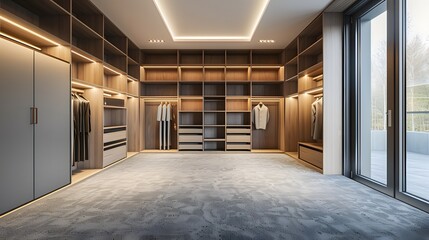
xmin=0 ymin=38 xmax=71 ymax=214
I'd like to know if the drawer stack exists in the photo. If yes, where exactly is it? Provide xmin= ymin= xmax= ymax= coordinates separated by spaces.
xmin=178 ymin=127 xmax=203 ymax=150
xmin=298 ymin=142 xmax=323 ymax=169
xmin=226 ymin=127 xmax=251 ymax=150
xmin=103 ymin=126 xmax=127 ymax=167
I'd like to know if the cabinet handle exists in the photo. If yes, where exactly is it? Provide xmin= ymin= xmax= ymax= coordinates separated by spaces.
xmin=31 ymin=107 xmax=38 ymax=125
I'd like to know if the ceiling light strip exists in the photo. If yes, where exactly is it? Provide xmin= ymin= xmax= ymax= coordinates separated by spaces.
xmin=0 ymin=15 xmax=60 ymax=46
xmin=153 ymin=0 xmax=270 ymax=42
xmin=0 ymin=32 xmax=41 ymax=50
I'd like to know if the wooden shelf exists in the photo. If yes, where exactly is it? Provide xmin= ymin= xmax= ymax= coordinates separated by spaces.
xmin=286 ymin=76 xmax=298 ymax=82
xmin=204 ymin=139 xmax=225 ymax=142
xmin=104 ymin=17 xmax=127 ymax=54
xmin=104 ymin=106 xmax=126 ymax=109
xmin=72 ymin=0 xmax=103 ymax=36
xmin=299 ymin=61 xmax=323 ymax=77
xmin=285 ymin=56 xmax=298 ymax=65
xmin=72 ymin=17 xmax=103 ymax=60
xmin=300 ymin=38 xmax=323 ymax=57
xmin=104 ymin=125 xmax=127 ymax=130
xmin=179 ymin=110 xmax=203 ymax=113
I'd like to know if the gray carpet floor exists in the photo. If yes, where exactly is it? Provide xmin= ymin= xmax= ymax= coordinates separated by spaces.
xmin=0 ymin=153 xmax=428 ymax=240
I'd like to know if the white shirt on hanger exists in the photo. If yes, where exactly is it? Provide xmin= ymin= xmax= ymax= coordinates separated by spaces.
xmin=252 ymin=103 xmax=270 ymax=130
xmin=157 ymin=103 xmax=163 ymax=121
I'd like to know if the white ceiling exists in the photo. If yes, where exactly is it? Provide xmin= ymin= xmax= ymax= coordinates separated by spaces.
xmin=91 ymin=0 xmax=333 ymax=49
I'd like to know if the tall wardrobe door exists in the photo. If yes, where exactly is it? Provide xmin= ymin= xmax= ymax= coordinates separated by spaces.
xmin=34 ymin=52 xmax=71 ymax=198
xmin=0 ymin=38 xmax=35 ymax=214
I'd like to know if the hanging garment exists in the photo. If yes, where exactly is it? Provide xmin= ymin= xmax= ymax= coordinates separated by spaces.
xmin=311 ymin=97 xmax=323 ymax=140
xmin=72 ymin=93 xmax=91 ymax=163
xmin=162 ymin=103 xmax=167 ymax=150
xmin=157 ymin=103 xmax=163 ymax=150
xmin=166 ymin=103 xmax=171 ymax=150
xmin=252 ymin=103 xmax=270 ymax=130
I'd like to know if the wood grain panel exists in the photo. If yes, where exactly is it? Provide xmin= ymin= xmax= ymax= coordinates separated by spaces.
xmin=226 ymin=69 xmax=248 ymax=81
xmin=251 ymin=102 xmax=279 ymax=149
xmin=181 ymin=68 xmax=203 ymax=81
xmin=83 ymin=88 xmax=104 ymax=169
xmin=145 ymin=102 xmax=178 ymax=150
xmin=180 ymin=99 xmax=203 ymax=111
xmin=226 ymin=99 xmax=249 ymax=111
xmin=250 ymin=69 xmax=279 ymax=81
xmin=285 ymin=97 xmax=299 ymax=152
xmin=205 ymin=68 xmax=225 ymax=81
xmin=145 ymin=69 xmax=178 ymax=81
xmin=127 ymin=97 xmax=140 ymax=152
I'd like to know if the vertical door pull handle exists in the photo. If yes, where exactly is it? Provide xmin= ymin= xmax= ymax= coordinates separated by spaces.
xmin=387 ymin=110 xmax=392 ymax=127
xmin=31 ymin=107 xmax=38 ymax=125
xmin=34 ymin=107 xmax=38 ymax=124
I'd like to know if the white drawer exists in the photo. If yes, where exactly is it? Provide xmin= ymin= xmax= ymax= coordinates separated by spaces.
xmin=103 ymin=145 xmax=127 ymax=167
xmin=226 ymin=144 xmax=251 ymax=150
xmin=178 ymin=128 xmax=203 ymax=134
xmin=179 ymin=144 xmax=203 ymax=150
xmin=226 ymin=128 xmax=251 ymax=134
xmin=299 ymin=146 xmax=323 ymax=169
xmin=178 ymin=135 xmax=203 ymax=143
xmin=227 ymin=135 xmax=251 ymax=143
xmin=104 ymin=130 xmax=127 ymax=143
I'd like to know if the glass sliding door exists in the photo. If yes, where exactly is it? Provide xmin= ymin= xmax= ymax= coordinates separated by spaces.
xmin=358 ymin=3 xmax=388 ymax=185
xmin=346 ymin=0 xmax=429 ymax=211
xmin=403 ymin=0 xmax=429 ymax=202
xmin=351 ymin=0 xmax=395 ymax=195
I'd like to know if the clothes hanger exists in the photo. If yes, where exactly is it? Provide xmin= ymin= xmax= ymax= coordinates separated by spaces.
xmin=258 ymin=102 xmax=263 ymax=107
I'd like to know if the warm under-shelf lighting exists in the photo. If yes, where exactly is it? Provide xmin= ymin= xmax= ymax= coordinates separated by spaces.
xmin=0 ymin=32 xmax=41 ymax=50
xmin=288 ymin=94 xmax=298 ymax=98
xmin=104 ymin=89 xmax=121 ymax=95
xmin=71 ymin=81 xmax=94 ymax=89
xmin=304 ymin=87 xmax=323 ymax=95
xmin=0 ymin=15 xmax=60 ymax=46
xmin=71 ymin=50 xmax=95 ymax=63
xmin=313 ymin=75 xmax=323 ymax=82
xmin=104 ymin=93 xmax=112 ymax=97
xmin=103 ymin=65 xmax=121 ymax=75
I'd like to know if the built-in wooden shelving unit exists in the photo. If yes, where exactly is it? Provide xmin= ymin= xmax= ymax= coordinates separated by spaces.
xmin=140 ymin=49 xmax=285 ymax=152
xmin=284 ymin=12 xmax=343 ymax=174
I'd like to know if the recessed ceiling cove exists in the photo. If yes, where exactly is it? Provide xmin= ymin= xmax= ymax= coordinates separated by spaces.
xmin=153 ymin=0 xmax=270 ymax=42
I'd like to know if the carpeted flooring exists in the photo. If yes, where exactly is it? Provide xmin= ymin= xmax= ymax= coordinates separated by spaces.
xmin=0 ymin=153 xmax=428 ymax=240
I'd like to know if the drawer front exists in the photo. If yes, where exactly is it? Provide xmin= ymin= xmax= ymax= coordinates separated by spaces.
xmin=179 ymin=144 xmax=203 ymax=150
xmin=227 ymin=135 xmax=251 ymax=143
xmin=103 ymin=145 xmax=127 ymax=167
xmin=178 ymin=128 xmax=203 ymax=134
xmin=104 ymin=130 xmax=127 ymax=143
xmin=226 ymin=144 xmax=251 ymax=150
xmin=226 ymin=128 xmax=251 ymax=134
xmin=178 ymin=135 xmax=203 ymax=143
xmin=299 ymin=146 xmax=323 ymax=169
